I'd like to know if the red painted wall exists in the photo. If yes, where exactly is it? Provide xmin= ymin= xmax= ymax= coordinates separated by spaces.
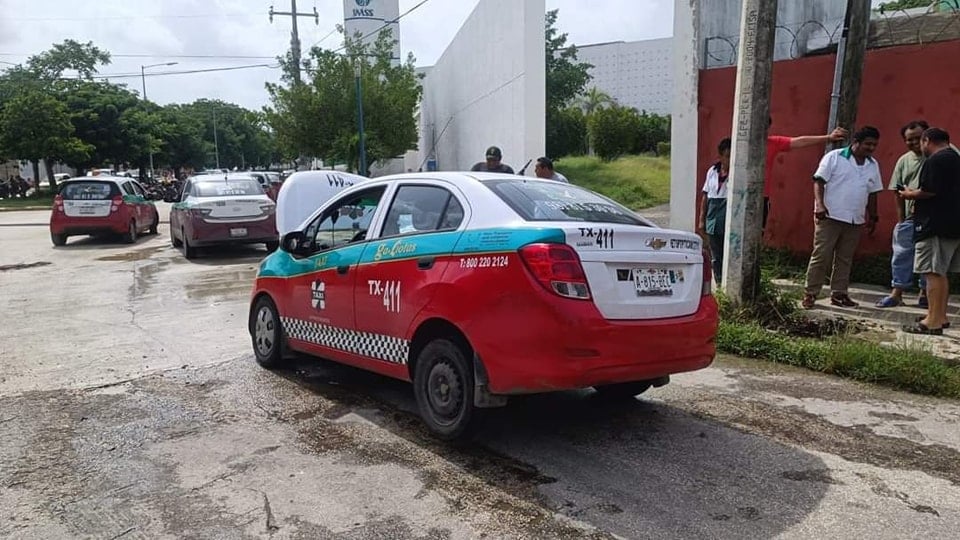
xmin=697 ymin=40 xmax=960 ymax=256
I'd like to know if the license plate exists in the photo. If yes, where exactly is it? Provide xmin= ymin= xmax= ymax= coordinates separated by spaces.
xmin=230 ymin=228 xmax=248 ymax=237
xmin=78 ymin=207 xmax=97 ymax=215
xmin=634 ymin=268 xmax=675 ymax=297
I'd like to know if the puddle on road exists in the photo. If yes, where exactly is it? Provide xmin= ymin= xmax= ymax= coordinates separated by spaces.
xmin=0 ymin=261 xmax=52 ymax=272
xmin=130 ymin=260 xmax=169 ymax=299
xmin=184 ymin=268 xmax=258 ymax=302
xmin=97 ymin=245 xmax=167 ymax=262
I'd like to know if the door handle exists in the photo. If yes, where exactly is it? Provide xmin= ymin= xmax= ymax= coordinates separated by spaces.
xmin=337 ymin=265 xmax=350 ymax=275
xmin=417 ymin=256 xmax=435 ymax=270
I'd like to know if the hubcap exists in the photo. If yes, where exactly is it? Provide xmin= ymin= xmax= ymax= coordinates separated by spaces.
xmin=254 ymin=306 xmax=275 ymax=357
xmin=427 ymin=361 xmax=463 ymax=424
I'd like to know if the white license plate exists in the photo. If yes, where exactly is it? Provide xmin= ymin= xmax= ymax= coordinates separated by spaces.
xmin=230 ymin=228 xmax=248 ymax=237
xmin=78 ymin=207 xmax=97 ymax=215
xmin=634 ymin=268 xmax=676 ymax=297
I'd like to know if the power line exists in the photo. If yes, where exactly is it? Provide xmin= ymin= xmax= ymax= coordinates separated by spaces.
xmin=4 ymin=13 xmax=258 ymax=21
xmin=0 ymin=52 xmax=276 ymax=60
xmin=333 ymin=0 xmax=432 ymax=54
xmin=88 ymin=63 xmax=280 ymax=80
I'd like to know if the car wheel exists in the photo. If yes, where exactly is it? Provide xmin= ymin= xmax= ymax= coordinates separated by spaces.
xmin=593 ymin=381 xmax=652 ymax=399
xmin=123 ymin=220 xmax=137 ymax=244
xmin=182 ymin=228 xmax=197 ymax=259
xmin=149 ymin=212 xmax=159 ymax=235
xmin=265 ymin=240 xmax=279 ymax=253
xmin=251 ymin=296 xmax=286 ymax=368
xmin=51 ymin=233 xmax=67 ymax=247
xmin=413 ymin=338 xmax=478 ymax=441
xmin=170 ymin=224 xmax=182 ymax=247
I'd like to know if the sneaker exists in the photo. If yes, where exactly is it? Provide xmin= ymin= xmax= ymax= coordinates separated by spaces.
xmin=830 ymin=293 xmax=859 ymax=308
xmin=802 ymin=294 xmax=817 ymax=310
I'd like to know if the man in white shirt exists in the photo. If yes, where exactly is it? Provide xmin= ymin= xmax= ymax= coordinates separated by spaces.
xmin=534 ymin=157 xmax=569 ymax=183
xmin=802 ymin=126 xmax=883 ymax=309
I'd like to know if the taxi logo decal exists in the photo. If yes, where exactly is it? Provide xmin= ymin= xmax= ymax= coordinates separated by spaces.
xmin=311 ymin=280 xmax=326 ymax=310
xmin=646 ymin=238 xmax=667 ymax=250
xmin=374 ymin=239 xmax=417 ymax=261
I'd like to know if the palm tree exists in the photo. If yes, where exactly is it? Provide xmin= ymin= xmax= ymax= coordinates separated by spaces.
xmin=577 ymin=87 xmax=617 ymax=155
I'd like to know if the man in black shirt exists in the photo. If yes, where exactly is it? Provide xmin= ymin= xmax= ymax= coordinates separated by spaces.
xmin=470 ymin=146 xmax=515 ymax=174
xmin=900 ymin=127 xmax=960 ymax=334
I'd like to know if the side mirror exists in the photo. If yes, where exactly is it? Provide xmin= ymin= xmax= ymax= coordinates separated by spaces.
xmin=280 ymin=231 xmax=306 ymax=254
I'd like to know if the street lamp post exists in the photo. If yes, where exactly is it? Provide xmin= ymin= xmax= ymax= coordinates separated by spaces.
xmin=141 ymin=62 xmax=178 ymax=179
xmin=355 ymin=61 xmax=367 ymax=177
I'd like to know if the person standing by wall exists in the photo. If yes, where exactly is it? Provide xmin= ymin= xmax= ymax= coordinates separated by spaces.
xmin=698 ymin=138 xmax=731 ymax=285
xmin=533 ymin=157 xmax=569 ymax=183
xmin=802 ymin=126 xmax=883 ymax=309
xmin=470 ymin=146 xmax=514 ymax=174
xmin=876 ymin=120 xmax=929 ymax=309
xmin=899 ymin=128 xmax=960 ymax=335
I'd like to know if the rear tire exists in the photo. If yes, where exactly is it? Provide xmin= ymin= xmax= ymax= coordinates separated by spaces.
xmin=123 ymin=220 xmax=137 ymax=244
xmin=51 ymin=233 xmax=67 ymax=247
xmin=182 ymin=228 xmax=197 ymax=259
xmin=593 ymin=381 xmax=653 ymax=399
xmin=265 ymin=240 xmax=279 ymax=253
xmin=251 ymin=296 xmax=286 ymax=369
xmin=148 ymin=212 xmax=159 ymax=235
xmin=413 ymin=338 xmax=479 ymax=441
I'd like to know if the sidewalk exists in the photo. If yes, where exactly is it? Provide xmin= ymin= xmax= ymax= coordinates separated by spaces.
xmin=773 ymin=278 xmax=960 ymax=361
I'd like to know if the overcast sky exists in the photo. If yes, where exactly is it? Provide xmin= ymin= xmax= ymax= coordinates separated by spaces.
xmin=0 ymin=0 xmax=672 ymax=111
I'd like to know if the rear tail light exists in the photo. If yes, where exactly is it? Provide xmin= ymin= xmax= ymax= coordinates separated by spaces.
xmin=110 ymin=195 xmax=123 ymax=212
xmin=701 ymin=249 xmax=712 ymax=296
xmin=190 ymin=208 xmax=212 ymax=218
xmin=54 ymin=195 xmax=64 ymax=213
xmin=519 ymin=243 xmax=591 ymax=300
xmin=260 ymin=204 xmax=276 ymax=215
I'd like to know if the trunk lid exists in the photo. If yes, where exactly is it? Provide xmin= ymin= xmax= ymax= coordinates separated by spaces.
xmin=194 ymin=196 xmax=274 ymax=221
xmin=60 ymin=181 xmax=117 ymax=218
xmin=561 ymin=224 xmax=705 ymax=320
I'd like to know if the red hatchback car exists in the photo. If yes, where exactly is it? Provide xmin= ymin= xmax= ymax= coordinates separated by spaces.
xmin=50 ymin=177 xmax=159 ymax=246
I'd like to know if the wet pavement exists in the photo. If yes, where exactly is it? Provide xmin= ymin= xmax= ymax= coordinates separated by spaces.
xmin=2 ymin=207 xmax=959 ymax=539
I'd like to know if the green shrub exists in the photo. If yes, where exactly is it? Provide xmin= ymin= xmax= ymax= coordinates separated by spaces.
xmin=656 ymin=141 xmax=671 ymax=157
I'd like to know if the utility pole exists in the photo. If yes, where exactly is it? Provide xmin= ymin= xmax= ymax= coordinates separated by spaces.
xmin=213 ymin=109 xmax=220 ymax=170
xmin=141 ymin=62 xmax=178 ymax=179
xmin=355 ymin=61 xmax=368 ymax=177
xmin=269 ymin=1 xmax=319 ymax=84
xmin=721 ymin=0 xmax=779 ymax=304
xmin=828 ymin=0 xmax=871 ymax=149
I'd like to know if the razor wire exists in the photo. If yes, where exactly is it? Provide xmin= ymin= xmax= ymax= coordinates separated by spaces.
xmin=703 ymin=5 xmax=959 ymax=69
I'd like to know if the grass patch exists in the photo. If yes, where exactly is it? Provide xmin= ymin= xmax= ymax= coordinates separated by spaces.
xmin=558 ymin=154 xmax=670 ymax=210
xmin=0 ymin=193 xmax=54 ymax=210
xmin=716 ymin=277 xmax=960 ymax=399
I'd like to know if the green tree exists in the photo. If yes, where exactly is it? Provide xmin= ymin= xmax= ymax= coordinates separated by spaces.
xmin=155 ymin=104 xmax=210 ymax=176
xmin=27 ymin=40 xmax=111 ymax=80
xmin=549 ymin=106 xmax=588 ymax=157
xmin=877 ymin=0 xmax=934 ymax=11
xmin=0 ymin=90 xmax=90 ymax=188
xmin=545 ymin=9 xmax=593 ymax=158
xmin=588 ymin=105 xmax=642 ymax=161
xmin=265 ymin=30 xmax=422 ymax=172
xmin=183 ymin=99 xmax=276 ymax=170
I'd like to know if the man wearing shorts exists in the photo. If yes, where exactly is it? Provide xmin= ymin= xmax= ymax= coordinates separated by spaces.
xmin=900 ymin=128 xmax=960 ymax=335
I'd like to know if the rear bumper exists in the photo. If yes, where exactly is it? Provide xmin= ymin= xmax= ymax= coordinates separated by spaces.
xmin=187 ymin=216 xmax=277 ymax=246
xmin=50 ymin=215 xmax=126 ymax=236
xmin=475 ymin=296 xmax=719 ymax=394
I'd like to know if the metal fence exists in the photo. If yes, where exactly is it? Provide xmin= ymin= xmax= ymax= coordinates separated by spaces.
xmin=703 ymin=6 xmax=960 ymax=69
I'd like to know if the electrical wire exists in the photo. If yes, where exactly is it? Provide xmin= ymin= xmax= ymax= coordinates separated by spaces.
xmin=332 ymin=0 xmax=432 ymax=54
xmin=0 ymin=52 xmax=276 ymax=60
xmin=88 ymin=63 xmax=281 ymax=81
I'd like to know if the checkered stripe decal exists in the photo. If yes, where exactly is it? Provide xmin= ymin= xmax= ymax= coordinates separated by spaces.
xmin=281 ymin=317 xmax=410 ymax=365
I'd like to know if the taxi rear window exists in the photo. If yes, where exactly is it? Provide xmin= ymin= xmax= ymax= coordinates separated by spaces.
xmin=193 ymin=181 xmax=264 ymax=197
xmin=483 ymin=179 xmax=645 ymax=225
xmin=60 ymin=181 xmax=118 ymax=200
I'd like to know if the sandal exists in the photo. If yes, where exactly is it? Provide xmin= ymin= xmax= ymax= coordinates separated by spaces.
xmin=915 ymin=315 xmax=950 ymax=329
xmin=802 ymin=294 xmax=816 ymax=310
xmin=831 ymin=293 xmax=859 ymax=308
xmin=875 ymin=296 xmax=902 ymax=308
xmin=902 ymin=322 xmax=943 ymax=336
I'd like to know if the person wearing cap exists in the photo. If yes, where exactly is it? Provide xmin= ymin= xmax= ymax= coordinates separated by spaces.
xmin=534 ymin=157 xmax=569 ymax=183
xmin=471 ymin=146 xmax=515 ymax=174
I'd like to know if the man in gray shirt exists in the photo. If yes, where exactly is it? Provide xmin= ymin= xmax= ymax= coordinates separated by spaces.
xmin=471 ymin=146 xmax=514 ymax=174
xmin=534 ymin=157 xmax=569 ymax=183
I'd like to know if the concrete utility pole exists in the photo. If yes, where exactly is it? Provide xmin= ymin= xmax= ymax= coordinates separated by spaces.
xmin=721 ymin=0 xmax=779 ymax=304
xmin=269 ymin=1 xmax=319 ymax=84
xmin=141 ymin=62 xmax=178 ymax=179
xmin=829 ymin=0 xmax=872 ymax=149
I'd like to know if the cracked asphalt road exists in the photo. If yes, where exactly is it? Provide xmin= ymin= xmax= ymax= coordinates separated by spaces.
xmin=2 ymin=206 xmax=959 ymax=539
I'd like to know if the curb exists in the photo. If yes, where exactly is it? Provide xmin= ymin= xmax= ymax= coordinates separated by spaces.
xmin=0 ymin=207 xmax=50 ymax=212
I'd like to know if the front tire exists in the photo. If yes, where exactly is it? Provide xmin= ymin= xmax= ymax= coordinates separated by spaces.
xmin=51 ymin=233 xmax=67 ymax=247
xmin=182 ymin=228 xmax=197 ymax=259
xmin=265 ymin=240 xmax=279 ymax=253
xmin=251 ymin=296 xmax=286 ymax=368
xmin=413 ymin=339 xmax=478 ymax=441
xmin=148 ymin=212 xmax=159 ymax=235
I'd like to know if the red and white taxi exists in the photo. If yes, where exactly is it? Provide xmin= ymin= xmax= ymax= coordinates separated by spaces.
xmin=248 ymin=173 xmax=718 ymax=439
xmin=50 ymin=177 xmax=159 ymax=246
xmin=170 ymin=174 xmax=279 ymax=259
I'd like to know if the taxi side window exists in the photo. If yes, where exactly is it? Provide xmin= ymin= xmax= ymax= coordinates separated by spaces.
xmin=381 ymin=185 xmax=464 ymax=238
xmin=303 ymin=186 xmax=387 ymax=254
xmin=131 ymin=183 xmax=146 ymax=197
xmin=180 ymin=181 xmax=192 ymax=202
xmin=121 ymin=182 xmax=135 ymax=196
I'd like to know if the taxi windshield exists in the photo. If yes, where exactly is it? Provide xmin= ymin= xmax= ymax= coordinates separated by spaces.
xmin=483 ymin=179 xmax=645 ymax=225
xmin=193 ymin=180 xmax=263 ymax=197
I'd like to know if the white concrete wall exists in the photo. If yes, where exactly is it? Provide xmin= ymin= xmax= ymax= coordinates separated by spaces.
xmin=417 ymin=0 xmax=546 ymax=175
xmin=576 ymin=38 xmax=674 ymax=115
xmin=670 ymin=0 xmax=700 ymax=232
